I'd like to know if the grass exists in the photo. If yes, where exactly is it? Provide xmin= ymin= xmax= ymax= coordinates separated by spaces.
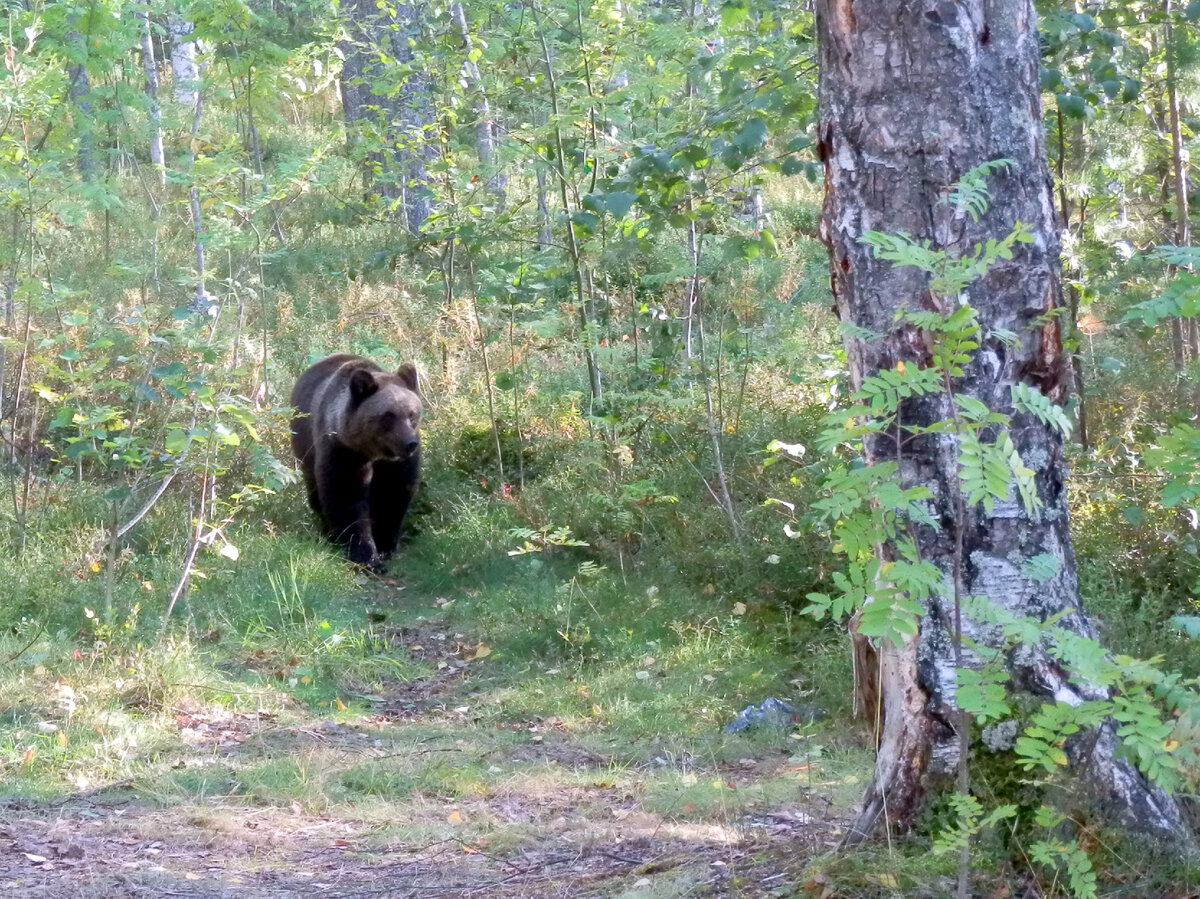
xmin=0 ymin=470 xmax=868 ymax=895
xmin=4 ymin=404 xmax=1200 ymax=896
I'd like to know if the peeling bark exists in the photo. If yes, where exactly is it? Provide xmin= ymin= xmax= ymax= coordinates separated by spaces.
xmin=816 ymin=0 xmax=1187 ymax=842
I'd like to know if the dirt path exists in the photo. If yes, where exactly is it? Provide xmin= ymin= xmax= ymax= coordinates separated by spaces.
xmin=0 ymin=613 xmax=846 ymax=897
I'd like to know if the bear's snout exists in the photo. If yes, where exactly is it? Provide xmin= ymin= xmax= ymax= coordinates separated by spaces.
xmin=382 ymin=435 xmax=419 ymax=461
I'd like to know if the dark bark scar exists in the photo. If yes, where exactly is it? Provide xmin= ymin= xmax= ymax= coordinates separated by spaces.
xmin=1019 ymin=286 xmax=1070 ymax=403
xmin=817 ymin=122 xmax=833 ymax=163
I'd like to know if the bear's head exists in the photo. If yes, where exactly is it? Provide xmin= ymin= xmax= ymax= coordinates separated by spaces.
xmin=343 ymin=362 xmax=422 ymax=461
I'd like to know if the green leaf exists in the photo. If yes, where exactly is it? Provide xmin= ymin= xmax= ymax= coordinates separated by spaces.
xmin=780 ymin=156 xmax=807 ymax=176
xmin=164 ymin=429 xmax=189 ymax=455
xmin=1056 ymin=93 xmax=1089 ymax=119
xmin=719 ymin=0 xmax=749 ymax=28
xmin=732 ymin=118 xmax=768 ymax=155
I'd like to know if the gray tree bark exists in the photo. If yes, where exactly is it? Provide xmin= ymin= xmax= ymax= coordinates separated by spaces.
xmin=67 ymin=28 xmax=95 ymax=180
xmin=815 ymin=0 xmax=1186 ymax=841
xmin=339 ymin=0 xmax=437 ymax=236
xmin=450 ymin=1 xmax=506 ymax=204
xmin=168 ymin=13 xmax=208 ymax=313
xmin=138 ymin=11 xmax=166 ymax=189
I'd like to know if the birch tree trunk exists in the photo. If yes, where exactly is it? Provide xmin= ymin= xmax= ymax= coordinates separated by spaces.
xmin=815 ymin=0 xmax=1187 ymax=841
xmin=138 ymin=11 xmax=165 ymax=189
xmin=339 ymin=0 xmax=437 ymax=236
xmin=168 ymin=13 xmax=208 ymax=313
xmin=450 ymin=1 xmax=506 ymax=204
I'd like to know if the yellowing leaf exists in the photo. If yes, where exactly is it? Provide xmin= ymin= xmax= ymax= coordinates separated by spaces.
xmin=299 ymin=675 xmax=312 ymax=685
xmin=470 ymin=643 xmax=491 ymax=660
xmin=336 ymin=698 xmax=347 ymax=711
xmin=56 ymin=730 xmax=67 ymax=747
xmin=90 ymin=562 xmax=101 ymax=573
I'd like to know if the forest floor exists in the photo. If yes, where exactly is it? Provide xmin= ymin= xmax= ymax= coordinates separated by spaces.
xmin=0 ymin=577 xmax=862 ymax=899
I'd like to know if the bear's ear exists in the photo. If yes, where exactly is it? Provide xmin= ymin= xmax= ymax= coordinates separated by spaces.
xmin=396 ymin=361 xmax=420 ymax=395
xmin=349 ymin=368 xmax=378 ymax=404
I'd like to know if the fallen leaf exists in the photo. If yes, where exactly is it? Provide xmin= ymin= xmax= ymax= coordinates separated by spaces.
xmin=89 ymin=562 xmax=101 ymax=573
xmin=470 ymin=643 xmax=492 ymax=660
xmin=185 ymin=873 xmax=201 ymax=881
xmin=448 ymin=810 xmax=464 ymax=823
xmin=56 ymin=730 xmax=68 ymax=747
xmin=219 ymin=543 xmax=239 ymax=561
xmin=682 ymin=802 xmax=696 ymax=814
xmin=336 ymin=698 xmax=346 ymax=711
xmin=732 ymin=602 xmax=747 ymax=616
xmin=24 ymin=853 xmax=47 ymax=863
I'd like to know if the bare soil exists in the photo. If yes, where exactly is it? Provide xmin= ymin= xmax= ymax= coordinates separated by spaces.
xmin=0 ymin=615 xmax=844 ymax=897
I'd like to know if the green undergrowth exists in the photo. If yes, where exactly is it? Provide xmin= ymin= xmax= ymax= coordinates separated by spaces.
xmin=0 ymin=473 xmax=858 ymax=843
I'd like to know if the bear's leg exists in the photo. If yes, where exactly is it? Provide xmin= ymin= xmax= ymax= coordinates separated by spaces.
xmin=369 ymin=455 xmax=419 ymax=559
xmin=315 ymin=447 xmax=378 ymax=567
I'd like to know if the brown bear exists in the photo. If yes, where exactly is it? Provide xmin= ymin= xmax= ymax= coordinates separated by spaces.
xmin=290 ymin=353 xmax=422 ymax=569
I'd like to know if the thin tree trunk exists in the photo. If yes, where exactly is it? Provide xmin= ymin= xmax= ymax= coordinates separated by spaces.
xmin=1055 ymin=109 xmax=1089 ymax=449
xmin=450 ymin=1 xmax=506 ymax=204
xmin=243 ymin=65 xmax=286 ymax=244
xmin=533 ymin=7 xmax=602 ymax=406
xmin=169 ymin=13 xmax=208 ymax=313
xmin=1166 ymin=0 xmax=1197 ymax=371
xmin=535 ymin=165 xmax=552 ymax=250
xmin=138 ymin=11 xmax=165 ymax=190
xmin=67 ymin=28 xmax=95 ymax=180
xmin=816 ymin=0 xmax=1186 ymax=842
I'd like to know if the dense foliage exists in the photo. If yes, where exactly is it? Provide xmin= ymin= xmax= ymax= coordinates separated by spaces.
xmin=4 ymin=0 xmax=1200 ymax=894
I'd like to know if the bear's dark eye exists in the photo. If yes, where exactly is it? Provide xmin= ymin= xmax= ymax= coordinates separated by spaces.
xmin=380 ymin=412 xmax=396 ymax=428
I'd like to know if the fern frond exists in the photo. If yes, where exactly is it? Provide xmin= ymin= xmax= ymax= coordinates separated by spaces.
xmin=943 ymin=158 xmax=1013 ymax=221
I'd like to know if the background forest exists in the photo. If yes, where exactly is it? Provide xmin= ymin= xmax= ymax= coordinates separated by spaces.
xmin=2 ymin=0 xmax=1200 ymax=895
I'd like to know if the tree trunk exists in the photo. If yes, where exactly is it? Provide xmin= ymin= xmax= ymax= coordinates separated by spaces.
xmin=67 ymin=28 xmax=95 ymax=180
xmin=138 ymin=11 xmax=165 ymax=189
xmin=816 ymin=0 xmax=1186 ymax=842
xmin=450 ymin=1 xmax=506 ymax=204
xmin=339 ymin=0 xmax=437 ymax=236
xmin=169 ymin=13 xmax=208 ymax=313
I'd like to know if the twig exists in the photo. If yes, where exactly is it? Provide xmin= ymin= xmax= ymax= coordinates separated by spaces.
xmin=5 ymin=624 xmax=44 ymax=663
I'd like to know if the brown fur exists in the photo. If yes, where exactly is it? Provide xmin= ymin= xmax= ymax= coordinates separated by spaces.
xmin=290 ymin=354 xmax=422 ymax=568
